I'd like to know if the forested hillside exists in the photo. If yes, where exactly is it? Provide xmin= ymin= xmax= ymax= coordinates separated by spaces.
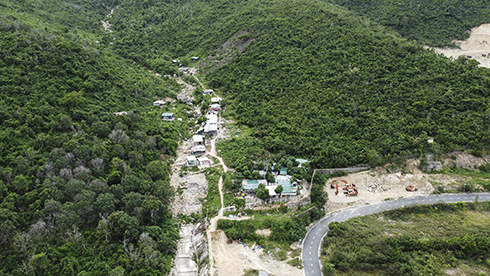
xmin=95 ymin=0 xmax=490 ymax=170
xmin=2 ymin=0 xmax=490 ymax=273
xmin=208 ymin=1 xmax=490 ymax=168
xmin=0 ymin=13 xmax=189 ymax=275
xmin=328 ymin=0 xmax=490 ymax=47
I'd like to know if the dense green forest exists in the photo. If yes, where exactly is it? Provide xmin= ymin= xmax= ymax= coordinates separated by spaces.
xmin=209 ymin=1 xmax=490 ymax=169
xmin=0 ymin=11 xmax=192 ymax=274
xmin=328 ymin=0 xmax=490 ymax=47
xmin=26 ymin=0 xmax=488 ymax=170
xmin=321 ymin=202 xmax=490 ymax=275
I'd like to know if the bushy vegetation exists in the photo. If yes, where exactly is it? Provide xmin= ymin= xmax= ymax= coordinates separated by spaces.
xmin=432 ymin=167 xmax=490 ymax=194
xmin=329 ymin=0 xmax=490 ymax=47
xmin=322 ymin=202 xmax=490 ymax=275
xmin=0 ymin=14 xmax=188 ymax=275
xmin=218 ymin=205 xmax=324 ymax=250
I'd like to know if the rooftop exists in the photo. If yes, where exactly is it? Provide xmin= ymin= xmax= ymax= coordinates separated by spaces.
xmin=162 ymin=113 xmax=174 ymax=117
xmin=186 ymin=156 xmax=197 ymax=161
xmin=279 ymin=167 xmax=288 ymax=175
xmin=211 ymin=97 xmax=222 ymax=103
xmin=193 ymin=135 xmax=204 ymax=143
xmin=242 ymin=179 xmax=267 ymax=190
xmin=276 ymin=175 xmax=296 ymax=194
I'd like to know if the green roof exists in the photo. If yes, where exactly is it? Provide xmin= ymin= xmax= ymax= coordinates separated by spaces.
xmin=243 ymin=180 xmax=259 ymax=190
xmin=280 ymin=167 xmax=288 ymax=175
xmin=277 ymin=178 xmax=294 ymax=193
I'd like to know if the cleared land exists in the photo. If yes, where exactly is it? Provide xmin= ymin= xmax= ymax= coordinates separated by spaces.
xmin=434 ymin=23 xmax=490 ymax=68
xmin=325 ymin=152 xmax=488 ymax=212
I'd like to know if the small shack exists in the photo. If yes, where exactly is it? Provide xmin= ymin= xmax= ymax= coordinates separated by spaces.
xmin=153 ymin=100 xmax=166 ymax=106
xmin=191 ymin=145 xmax=206 ymax=155
xmin=197 ymin=157 xmax=213 ymax=168
xmin=193 ymin=135 xmax=205 ymax=146
xmin=279 ymin=167 xmax=288 ymax=176
xmin=191 ymin=57 xmax=200 ymax=61
xmin=203 ymin=89 xmax=214 ymax=95
xmin=242 ymin=179 xmax=268 ymax=194
xmin=210 ymin=104 xmax=221 ymax=111
xmin=114 ymin=111 xmax=128 ymax=116
xmin=186 ymin=156 xmax=197 ymax=167
xmin=211 ymin=97 xmax=222 ymax=103
xmin=162 ymin=113 xmax=175 ymax=121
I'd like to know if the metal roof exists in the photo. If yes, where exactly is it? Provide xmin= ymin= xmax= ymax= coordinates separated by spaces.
xmin=193 ymin=135 xmax=204 ymax=143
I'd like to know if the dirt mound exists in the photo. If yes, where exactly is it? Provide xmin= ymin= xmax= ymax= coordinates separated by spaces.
xmin=433 ymin=23 xmax=490 ymax=68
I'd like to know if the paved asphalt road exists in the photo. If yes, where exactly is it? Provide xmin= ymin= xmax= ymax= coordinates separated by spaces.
xmin=302 ymin=192 xmax=490 ymax=276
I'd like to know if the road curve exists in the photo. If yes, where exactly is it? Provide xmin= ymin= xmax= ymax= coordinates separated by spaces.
xmin=302 ymin=193 xmax=490 ymax=276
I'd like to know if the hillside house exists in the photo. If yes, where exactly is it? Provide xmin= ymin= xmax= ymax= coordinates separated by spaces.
xmin=210 ymin=104 xmax=221 ymax=111
xmin=153 ymin=100 xmax=166 ymax=106
xmin=197 ymin=157 xmax=213 ymax=168
xmin=186 ymin=156 xmax=197 ymax=167
xmin=242 ymin=179 xmax=268 ymax=194
xmin=211 ymin=97 xmax=222 ymax=103
xmin=178 ymin=67 xmax=188 ymax=72
xmin=191 ymin=145 xmax=206 ymax=155
xmin=114 ymin=111 xmax=128 ymax=116
xmin=203 ymin=89 xmax=214 ymax=95
xmin=193 ymin=135 xmax=205 ymax=146
xmin=162 ymin=113 xmax=175 ymax=121
xmin=279 ymin=167 xmax=288 ymax=176
xmin=204 ymin=114 xmax=218 ymax=135
xmin=276 ymin=175 xmax=297 ymax=196
xmin=191 ymin=57 xmax=200 ymax=61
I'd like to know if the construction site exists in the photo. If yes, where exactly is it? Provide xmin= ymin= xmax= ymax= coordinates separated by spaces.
xmin=325 ymin=152 xmax=489 ymax=212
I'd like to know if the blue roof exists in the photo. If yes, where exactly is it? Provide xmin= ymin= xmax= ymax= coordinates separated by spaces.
xmin=162 ymin=113 xmax=174 ymax=117
xmin=280 ymin=167 xmax=288 ymax=175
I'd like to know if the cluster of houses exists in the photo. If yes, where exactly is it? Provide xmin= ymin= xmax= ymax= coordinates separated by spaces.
xmin=242 ymin=167 xmax=299 ymax=199
xmin=186 ymin=134 xmax=214 ymax=169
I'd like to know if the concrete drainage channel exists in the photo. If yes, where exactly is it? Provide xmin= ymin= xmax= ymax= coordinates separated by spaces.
xmin=171 ymin=224 xmax=209 ymax=276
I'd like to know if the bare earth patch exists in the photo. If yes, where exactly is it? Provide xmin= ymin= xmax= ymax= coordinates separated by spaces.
xmin=325 ymin=151 xmax=486 ymax=212
xmin=432 ymin=23 xmax=490 ymax=68
xmin=212 ymin=230 xmax=303 ymax=276
xmin=255 ymin=229 xmax=272 ymax=237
